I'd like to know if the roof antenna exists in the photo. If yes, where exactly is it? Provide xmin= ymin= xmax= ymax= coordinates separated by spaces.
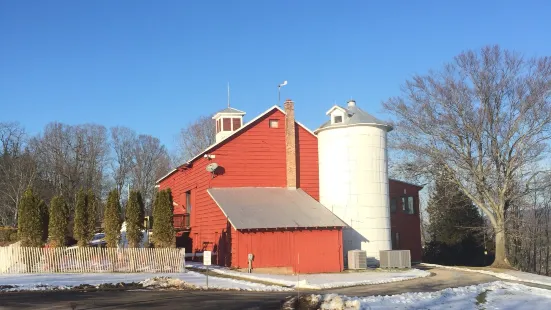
xmin=278 ymin=80 xmax=288 ymax=105
xmin=227 ymin=82 xmax=230 ymax=108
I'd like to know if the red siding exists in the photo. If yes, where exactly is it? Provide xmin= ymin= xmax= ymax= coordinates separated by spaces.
xmin=159 ymin=108 xmax=328 ymax=270
xmin=235 ymin=228 xmax=343 ymax=273
xmin=296 ymin=124 xmax=319 ymax=200
xmin=389 ymin=180 xmax=423 ymax=262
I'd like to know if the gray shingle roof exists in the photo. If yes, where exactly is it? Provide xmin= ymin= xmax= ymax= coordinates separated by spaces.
xmin=316 ymin=104 xmax=392 ymax=132
xmin=207 ymin=187 xmax=347 ymax=230
xmin=215 ymin=107 xmax=246 ymax=114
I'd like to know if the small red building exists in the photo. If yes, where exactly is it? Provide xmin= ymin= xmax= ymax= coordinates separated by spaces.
xmin=157 ymin=100 xmax=423 ymax=273
xmin=389 ymin=179 xmax=424 ymax=262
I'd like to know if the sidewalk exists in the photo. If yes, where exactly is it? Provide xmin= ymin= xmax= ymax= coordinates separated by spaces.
xmin=186 ymin=262 xmax=431 ymax=289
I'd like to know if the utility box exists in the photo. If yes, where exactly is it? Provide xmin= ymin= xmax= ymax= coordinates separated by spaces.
xmin=144 ymin=216 xmax=153 ymax=230
xmin=347 ymin=250 xmax=367 ymax=269
xmin=380 ymin=250 xmax=411 ymax=268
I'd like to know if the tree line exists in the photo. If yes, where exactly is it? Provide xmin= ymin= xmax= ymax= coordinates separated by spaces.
xmin=0 ymin=122 xmax=171 ymax=227
xmin=423 ymin=171 xmax=551 ymax=276
xmin=17 ymin=186 xmax=175 ymax=248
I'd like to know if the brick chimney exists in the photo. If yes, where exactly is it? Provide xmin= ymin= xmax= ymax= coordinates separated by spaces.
xmin=284 ymin=99 xmax=297 ymax=189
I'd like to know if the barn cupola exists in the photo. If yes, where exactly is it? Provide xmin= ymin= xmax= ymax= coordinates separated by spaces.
xmin=212 ymin=107 xmax=246 ymax=143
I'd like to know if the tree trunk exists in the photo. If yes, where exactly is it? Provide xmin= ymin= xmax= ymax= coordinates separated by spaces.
xmin=546 ymin=211 xmax=550 ymax=276
xmin=533 ymin=228 xmax=537 ymax=273
xmin=492 ymin=228 xmax=511 ymax=268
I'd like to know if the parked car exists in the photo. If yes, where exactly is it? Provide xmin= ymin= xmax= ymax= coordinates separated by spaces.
xmin=89 ymin=233 xmax=106 ymax=247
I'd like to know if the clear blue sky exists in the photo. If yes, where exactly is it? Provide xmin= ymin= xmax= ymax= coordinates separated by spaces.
xmin=1 ymin=1 xmax=550 ymax=152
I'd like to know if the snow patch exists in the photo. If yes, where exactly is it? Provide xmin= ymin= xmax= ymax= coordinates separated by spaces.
xmin=0 ymin=271 xmax=291 ymax=292
xmin=312 ymin=281 xmax=551 ymax=310
xmin=140 ymin=277 xmax=186 ymax=288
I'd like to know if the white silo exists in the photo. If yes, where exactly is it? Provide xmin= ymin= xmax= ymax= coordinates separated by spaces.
xmin=316 ymin=100 xmax=392 ymax=265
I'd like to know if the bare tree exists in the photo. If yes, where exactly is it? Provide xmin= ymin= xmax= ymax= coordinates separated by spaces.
xmin=0 ymin=122 xmax=25 ymax=155
xmin=30 ymin=123 xmax=109 ymax=208
xmin=505 ymin=174 xmax=551 ymax=274
xmin=110 ymin=126 xmax=136 ymax=197
xmin=77 ymin=124 xmax=109 ymax=195
xmin=0 ymin=122 xmax=36 ymax=225
xmin=131 ymin=134 xmax=170 ymax=213
xmin=175 ymin=115 xmax=215 ymax=163
xmin=384 ymin=46 xmax=551 ymax=267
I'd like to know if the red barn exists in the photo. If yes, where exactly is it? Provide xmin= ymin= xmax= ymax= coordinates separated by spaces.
xmin=157 ymin=100 xmax=423 ymax=273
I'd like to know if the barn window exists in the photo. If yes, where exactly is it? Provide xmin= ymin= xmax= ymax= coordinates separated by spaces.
xmin=390 ymin=198 xmax=397 ymax=213
xmin=334 ymin=115 xmax=343 ymax=124
xmin=223 ymin=118 xmax=231 ymax=131
xmin=402 ymin=196 xmax=415 ymax=214
xmin=269 ymin=119 xmax=279 ymax=128
xmin=216 ymin=119 xmax=220 ymax=133
xmin=232 ymin=118 xmax=241 ymax=130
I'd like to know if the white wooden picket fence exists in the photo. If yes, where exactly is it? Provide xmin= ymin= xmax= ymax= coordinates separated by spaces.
xmin=0 ymin=246 xmax=186 ymax=274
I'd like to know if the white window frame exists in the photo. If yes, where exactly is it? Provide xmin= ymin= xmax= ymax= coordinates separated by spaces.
xmin=330 ymin=110 xmax=345 ymax=125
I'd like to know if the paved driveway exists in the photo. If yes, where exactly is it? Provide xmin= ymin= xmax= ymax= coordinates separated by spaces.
xmin=325 ymin=265 xmax=498 ymax=296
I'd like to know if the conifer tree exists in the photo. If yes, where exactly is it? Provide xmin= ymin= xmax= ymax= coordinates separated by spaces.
xmin=125 ymin=190 xmax=145 ymax=248
xmin=426 ymin=177 xmax=483 ymax=245
xmin=425 ymin=172 xmax=486 ymax=265
xmin=17 ymin=188 xmax=48 ymax=247
xmin=38 ymin=199 xmax=49 ymax=244
xmin=86 ymin=190 xmax=97 ymax=240
xmin=152 ymin=189 xmax=175 ymax=247
xmin=104 ymin=189 xmax=122 ymax=248
xmin=48 ymin=195 xmax=69 ymax=247
xmin=73 ymin=189 xmax=88 ymax=246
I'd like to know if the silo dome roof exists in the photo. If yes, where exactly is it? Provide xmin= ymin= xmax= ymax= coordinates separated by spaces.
xmin=315 ymin=102 xmax=393 ymax=133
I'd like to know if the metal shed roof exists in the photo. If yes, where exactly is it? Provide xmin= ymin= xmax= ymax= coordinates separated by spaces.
xmin=207 ymin=187 xmax=347 ymax=230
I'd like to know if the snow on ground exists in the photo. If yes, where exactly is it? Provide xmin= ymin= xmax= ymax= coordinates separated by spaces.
xmin=0 ymin=271 xmax=291 ymax=292
xmin=423 ymin=263 xmax=551 ymax=287
xmin=187 ymin=262 xmax=430 ymax=289
xmin=313 ymin=281 xmax=551 ymax=310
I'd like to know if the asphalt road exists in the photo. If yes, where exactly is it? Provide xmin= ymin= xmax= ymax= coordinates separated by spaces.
xmin=0 ymin=290 xmax=291 ymax=310
xmin=0 ymin=266 xmax=502 ymax=310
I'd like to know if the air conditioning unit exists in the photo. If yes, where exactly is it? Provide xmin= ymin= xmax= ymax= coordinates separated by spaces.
xmin=347 ymin=250 xmax=367 ymax=269
xmin=380 ymin=250 xmax=411 ymax=268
